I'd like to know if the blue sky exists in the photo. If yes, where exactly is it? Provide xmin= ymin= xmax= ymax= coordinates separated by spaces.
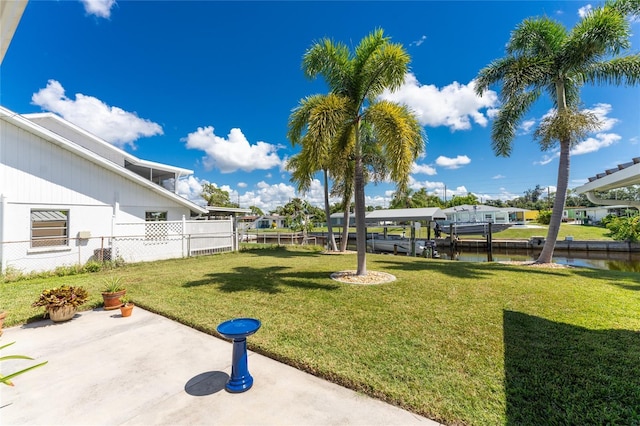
xmin=2 ymin=0 xmax=639 ymax=212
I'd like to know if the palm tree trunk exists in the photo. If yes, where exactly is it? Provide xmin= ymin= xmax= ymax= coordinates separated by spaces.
xmin=354 ymin=152 xmax=367 ymax=275
xmin=536 ymin=140 xmax=570 ymax=263
xmin=323 ymin=170 xmax=338 ymax=251
xmin=339 ymin=196 xmax=351 ymax=252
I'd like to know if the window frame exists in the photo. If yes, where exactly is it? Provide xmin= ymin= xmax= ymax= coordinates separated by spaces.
xmin=30 ymin=209 xmax=69 ymax=248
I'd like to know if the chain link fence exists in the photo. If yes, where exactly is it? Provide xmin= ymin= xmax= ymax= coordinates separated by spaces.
xmin=1 ymin=219 xmax=235 ymax=276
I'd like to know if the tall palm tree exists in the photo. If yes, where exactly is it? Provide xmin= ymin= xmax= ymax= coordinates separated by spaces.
xmin=297 ymin=28 xmax=425 ymax=275
xmin=475 ymin=0 xmax=640 ymax=263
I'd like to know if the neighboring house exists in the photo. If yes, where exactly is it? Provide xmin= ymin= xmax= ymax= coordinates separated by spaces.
xmin=441 ymin=205 xmax=529 ymax=225
xmin=564 ymin=205 xmax=638 ymax=224
xmin=237 ymin=215 xmax=287 ymax=230
xmin=329 ymin=212 xmax=356 ymax=227
xmin=0 ymin=106 xmax=236 ymax=274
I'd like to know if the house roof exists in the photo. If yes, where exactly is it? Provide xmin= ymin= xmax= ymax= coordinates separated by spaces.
xmin=0 ymin=106 xmax=207 ymax=215
xmin=206 ymin=206 xmax=252 ymax=215
xmin=442 ymin=204 xmax=529 ymax=213
xmin=23 ymin=112 xmax=193 ymax=183
xmin=365 ymin=207 xmax=446 ymax=223
xmin=0 ymin=0 xmax=27 ymax=64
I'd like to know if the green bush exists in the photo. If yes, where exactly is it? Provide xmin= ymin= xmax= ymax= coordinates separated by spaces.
xmin=605 ymin=215 xmax=640 ymax=242
xmin=537 ymin=210 xmax=552 ymax=225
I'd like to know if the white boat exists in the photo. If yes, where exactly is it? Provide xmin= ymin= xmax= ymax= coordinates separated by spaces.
xmin=437 ymin=222 xmax=512 ymax=236
xmin=366 ymin=235 xmax=438 ymax=257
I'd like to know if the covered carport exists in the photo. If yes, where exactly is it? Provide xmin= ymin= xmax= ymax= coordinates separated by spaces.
xmin=365 ymin=207 xmax=447 ymax=255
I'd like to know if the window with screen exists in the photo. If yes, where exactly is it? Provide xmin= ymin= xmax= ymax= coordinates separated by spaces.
xmin=31 ymin=210 xmax=69 ymax=248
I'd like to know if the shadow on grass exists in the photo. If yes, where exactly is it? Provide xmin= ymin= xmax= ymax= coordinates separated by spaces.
xmin=183 ymin=265 xmax=340 ymax=293
xmin=569 ymin=266 xmax=640 ymax=291
xmin=239 ymin=245 xmax=323 ymax=259
xmin=375 ymin=258 xmax=568 ymax=280
xmin=504 ymin=311 xmax=640 ymax=425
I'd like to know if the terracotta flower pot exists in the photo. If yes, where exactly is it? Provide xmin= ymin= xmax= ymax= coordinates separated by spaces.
xmin=48 ymin=305 xmax=77 ymax=322
xmin=120 ymin=303 xmax=134 ymax=317
xmin=102 ymin=290 xmax=126 ymax=310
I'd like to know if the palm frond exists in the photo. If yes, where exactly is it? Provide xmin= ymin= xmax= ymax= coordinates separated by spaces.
xmin=302 ymin=38 xmax=351 ymax=90
xmin=567 ymin=3 xmax=631 ymax=58
xmin=365 ymin=101 xmax=424 ymax=191
xmin=491 ymin=89 xmax=540 ymax=157
xmin=583 ymin=55 xmax=640 ymax=85
xmin=507 ymin=17 xmax=567 ymax=58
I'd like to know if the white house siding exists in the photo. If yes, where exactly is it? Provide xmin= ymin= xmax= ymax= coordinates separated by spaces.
xmin=0 ymin=115 xmax=197 ymax=273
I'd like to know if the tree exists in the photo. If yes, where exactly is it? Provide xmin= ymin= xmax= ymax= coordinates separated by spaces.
xmin=201 ymin=184 xmax=239 ymax=208
xmin=475 ymin=0 xmax=640 ymax=263
xmin=299 ymin=28 xmax=425 ymax=275
xmin=273 ymin=198 xmax=318 ymax=239
xmin=446 ymin=194 xmax=479 ymax=208
xmin=249 ymin=206 xmax=264 ymax=216
xmin=287 ymin=96 xmax=343 ymax=252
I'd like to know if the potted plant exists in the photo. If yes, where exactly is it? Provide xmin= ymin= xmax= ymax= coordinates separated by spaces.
xmin=32 ymin=285 xmax=89 ymax=322
xmin=119 ymin=296 xmax=134 ymax=318
xmin=101 ymin=275 xmax=126 ymax=311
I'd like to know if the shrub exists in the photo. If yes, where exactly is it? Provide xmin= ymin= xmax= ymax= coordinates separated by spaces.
xmin=83 ymin=261 xmax=103 ymax=272
xmin=537 ymin=210 xmax=552 ymax=225
xmin=605 ymin=215 xmax=640 ymax=242
xmin=32 ymin=285 xmax=89 ymax=309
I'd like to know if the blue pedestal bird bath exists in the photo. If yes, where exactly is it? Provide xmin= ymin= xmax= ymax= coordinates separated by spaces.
xmin=216 ymin=317 xmax=261 ymax=393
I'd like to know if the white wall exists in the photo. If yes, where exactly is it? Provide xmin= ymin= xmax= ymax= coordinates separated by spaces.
xmin=0 ymin=115 xmax=194 ymax=272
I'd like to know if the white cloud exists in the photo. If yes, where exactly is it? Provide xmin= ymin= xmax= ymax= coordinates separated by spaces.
xmin=79 ymin=0 xmax=117 ymax=18
xmin=492 ymin=174 xmax=505 ymax=179
xmin=519 ymin=119 xmax=536 ymax=134
xmin=583 ymin=103 xmax=618 ymax=131
xmin=379 ymin=73 xmax=498 ymax=131
xmin=174 ymin=176 xmax=206 ymax=206
xmin=237 ymin=182 xmax=248 ymax=188
xmin=31 ymin=80 xmax=163 ymax=149
xmin=410 ymin=35 xmax=427 ymax=47
xmin=571 ymin=133 xmax=621 ymax=155
xmin=534 ymin=153 xmax=558 ymax=166
xmin=406 ymin=176 xmax=467 ymax=199
xmin=183 ymin=126 xmax=283 ymax=173
xmin=435 ymin=155 xmax=471 ymax=169
xmin=578 ymin=4 xmax=593 ymax=18
xmin=238 ymin=181 xmax=297 ymax=213
xmin=411 ymin=162 xmax=437 ymax=175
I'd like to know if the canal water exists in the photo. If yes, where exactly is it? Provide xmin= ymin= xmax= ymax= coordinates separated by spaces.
xmin=437 ymin=248 xmax=640 ymax=272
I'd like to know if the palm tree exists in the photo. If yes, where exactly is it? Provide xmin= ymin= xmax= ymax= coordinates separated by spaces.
xmin=288 ymin=94 xmax=344 ymax=252
xmin=296 ymin=28 xmax=425 ymax=275
xmin=475 ymin=0 xmax=640 ymax=263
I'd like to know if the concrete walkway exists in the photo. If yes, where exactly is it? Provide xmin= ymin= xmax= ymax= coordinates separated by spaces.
xmin=0 ymin=307 xmax=440 ymax=425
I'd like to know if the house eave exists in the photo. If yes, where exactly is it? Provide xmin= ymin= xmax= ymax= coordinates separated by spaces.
xmin=1 ymin=106 xmax=207 ymax=215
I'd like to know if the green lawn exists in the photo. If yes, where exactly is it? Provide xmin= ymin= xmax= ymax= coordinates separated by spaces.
xmin=1 ymin=246 xmax=638 ymax=425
